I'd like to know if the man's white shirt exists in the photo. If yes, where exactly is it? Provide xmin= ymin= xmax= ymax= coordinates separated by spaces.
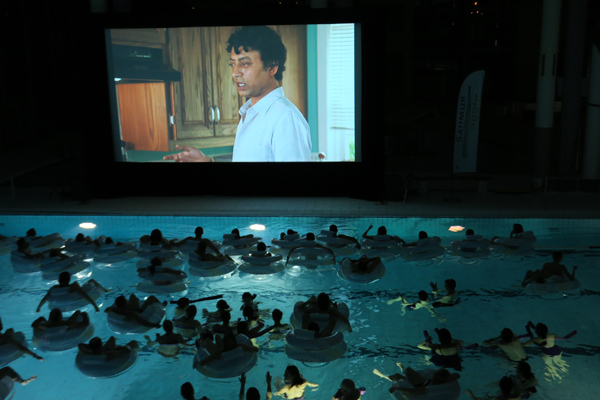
xmin=232 ymin=87 xmax=311 ymax=162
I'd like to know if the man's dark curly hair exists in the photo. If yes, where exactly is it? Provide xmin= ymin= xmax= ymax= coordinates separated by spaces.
xmin=226 ymin=26 xmax=287 ymax=81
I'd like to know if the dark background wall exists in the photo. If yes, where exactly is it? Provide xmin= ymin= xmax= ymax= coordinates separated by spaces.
xmin=1 ymin=0 xmax=599 ymax=200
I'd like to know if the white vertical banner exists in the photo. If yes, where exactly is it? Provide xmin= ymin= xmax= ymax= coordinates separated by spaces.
xmin=453 ymin=70 xmax=485 ymax=173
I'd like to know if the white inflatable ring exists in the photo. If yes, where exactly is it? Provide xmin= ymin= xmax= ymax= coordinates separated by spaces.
xmin=238 ymin=262 xmax=285 ymax=276
xmin=10 ymin=251 xmax=43 ymax=273
xmin=41 ymin=259 xmax=91 ymax=281
xmin=362 ymin=235 xmax=403 ymax=249
xmin=47 ymin=281 xmax=105 ymax=312
xmin=107 ymin=302 xmax=165 ymax=334
xmin=391 ymin=369 xmax=460 ymax=400
xmin=64 ymin=239 xmax=97 ymax=256
xmin=136 ymin=280 xmax=188 ymax=294
xmin=194 ymin=334 xmax=258 ymax=379
xmin=285 ymin=329 xmax=347 ymax=363
xmin=75 ymin=347 xmax=137 ymax=378
xmin=0 ymin=331 xmax=27 ymax=366
xmin=137 ymin=244 xmax=182 ymax=260
xmin=0 ymin=376 xmax=14 ymax=400
xmin=525 ymin=277 xmax=582 ymax=293
xmin=222 ymin=234 xmax=261 ymax=248
xmin=241 ymin=251 xmax=283 ymax=265
xmin=338 ymin=259 xmax=385 ymax=284
xmin=188 ymin=259 xmax=237 ymax=278
xmin=290 ymin=301 xmax=350 ymax=333
xmin=27 ymin=233 xmax=65 ymax=250
xmin=33 ymin=320 xmax=95 ymax=352
xmin=136 ymin=258 xmax=184 ymax=270
xmin=0 ymin=236 xmax=18 ymax=256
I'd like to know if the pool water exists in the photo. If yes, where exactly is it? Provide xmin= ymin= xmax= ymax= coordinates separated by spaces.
xmin=1 ymin=215 xmax=599 ymax=400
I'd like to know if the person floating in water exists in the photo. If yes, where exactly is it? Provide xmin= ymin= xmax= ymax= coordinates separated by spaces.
xmin=523 ymin=322 xmax=570 ymax=381
xmin=374 ymin=363 xmax=459 ymax=397
xmin=239 ymin=372 xmax=273 ymax=400
xmin=417 ymin=328 xmax=465 ymax=371
xmin=273 ymin=365 xmax=318 ymax=399
xmin=521 ymin=251 xmax=577 ymax=287
xmin=482 ymin=328 xmax=528 ymax=362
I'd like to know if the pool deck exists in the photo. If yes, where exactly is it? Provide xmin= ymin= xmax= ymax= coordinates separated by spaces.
xmin=1 ymin=187 xmax=599 ymax=219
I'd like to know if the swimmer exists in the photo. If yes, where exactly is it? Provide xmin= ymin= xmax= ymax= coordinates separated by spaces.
xmin=193 ymin=241 xmax=233 ymax=262
xmin=403 ymin=231 xmax=429 ymax=247
xmin=240 ymin=292 xmax=261 ymax=314
xmin=0 ymin=367 xmax=36 ymax=386
xmin=176 ymin=226 xmax=222 ymax=254
xmin=270 ymin=309 xmax=292 ymax=334
xmin=181 ymin=382 xmax=209 ymax=400
xmin=198 ymin=331 xmax=258 ymax=367
xmin=491 ymin=223 xmax=525 ymax=243
xmin=387 ymin=291 xmax=444 ymax=322
xmin=36 ymin=271 xmax=109 ymax=313
xmin=273 ymin=365 xmax=318 ymax=399
xmin=173 ymin=305 xmax=203 ymax=337
xmin=387 ymin=290 xmax=431 ymax=310
xmin=229 ymin=229 xmax=255 ymax=249
xmin=0 ymin=317 xmax=44 ymax=361
xmin=15 ymin=238 xmax=50 ymax=259
xmin=341 ymin=255 xmax=382 ymax=274
xmin=73 ymin=233 xmax=94 ymax=244
xmin=332 ymin=379 xmax=362 ymax=400
xmin=286 ymin=233 xmax=336 ymax=265
xmin=210 ymin=310 xmax=235 ymax=334
xmin=523 ymin=322 xmax=569 ymax=380
xmin=78 ymin=336 xmax=139 ymax=360
xmin=104 ymin=294 xmax=164 ymax=329
xmin=202 ymin=299 xmax=232 ymax=323
xmin=137 ymin=257 xmax=186 ymax=280
xmin=465 ymin=375 xmax=520 ymax=400
xmin=374 ymin=363 xmax=459 ymax=396
xmin=140 ymin=229 xmax=178 ymax=247
xmin=297 ymin=292 xmax=352 ymax=333
xmin=239 ymin=371 xmax=272 ymax=400
xmin=254 ymin=242 xmax=272 ymax=256
xmin=171 ymin=296 xmax=225 ymax=319
xmin=237 ymin=321 xmax=273 ymax=343
xmin=521 ymin=251 xmax=577 ymax=287
xmin=482 ymin=328 xmax=528 ymax=362
xmin=304 ymin=319 xmax=337 ymax=339
xmin=418 ymin=328 xmax=464 ymax=371
xmin=242 ymin=305 xmax=265 ymax=331
xmin=195 ymin=330 xmax=222 ymax=354
xmin=430 ymin=279 xmax=458 ymax=307
xmin=144 ymin=320 xmax=191 ymax=357
xmin=362 ymin=224 xmax=406 ymax=244
xmin=327 ymin=225 xmax=361 ymax=248
xmin=32 ymin=308 xmax=90 ymax=331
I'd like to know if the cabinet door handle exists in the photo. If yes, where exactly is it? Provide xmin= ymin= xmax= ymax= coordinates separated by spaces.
xmin=209 ymin=106 xmax=215 ymax=125
xmin=215 ymin=106 xmax=221 ymax=126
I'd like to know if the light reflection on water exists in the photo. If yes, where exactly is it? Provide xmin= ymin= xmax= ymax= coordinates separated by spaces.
xmin=0 ymin=216 xmax=598 ymax=400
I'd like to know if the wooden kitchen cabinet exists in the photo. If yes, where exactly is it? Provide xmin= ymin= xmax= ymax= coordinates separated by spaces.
xmin=111 ymin=28 xmax=167 ymax=49
xmin=117 ymin=82 xmax=171 ymax=152
xmin=168 ymin=25 xmax=307 ymax=149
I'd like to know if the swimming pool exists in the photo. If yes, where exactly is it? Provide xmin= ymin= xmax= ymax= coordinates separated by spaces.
xmin=1 ymin=215 xmax=599 ymax=400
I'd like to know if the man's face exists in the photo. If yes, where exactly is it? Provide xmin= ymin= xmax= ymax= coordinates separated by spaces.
xmin=230 ymin=47 xmax=278 ymax=105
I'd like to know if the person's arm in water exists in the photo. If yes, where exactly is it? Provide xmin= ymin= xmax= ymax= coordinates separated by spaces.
xmin=560 ymin=265 xmax=578 ymax=281
xmin=239 ymin=373 xmax=246 ymax=400
xmin=362 ymin=224 xmax=375 ymax=240
xmin=71 ymin=282 xmax=101 ymax=312
xmin=163 ymin=145 xmax=215 ymax=162
xmin=266 ymin=372 xmax=273 ymax=400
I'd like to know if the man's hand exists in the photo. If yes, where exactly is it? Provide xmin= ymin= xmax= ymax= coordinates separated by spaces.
xmin=163 ymin=145 xmax=213 ymax=162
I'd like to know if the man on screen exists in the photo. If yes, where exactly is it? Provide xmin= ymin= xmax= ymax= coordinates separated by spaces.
xmin=164 ymin=26 xmax=311 ymax=162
